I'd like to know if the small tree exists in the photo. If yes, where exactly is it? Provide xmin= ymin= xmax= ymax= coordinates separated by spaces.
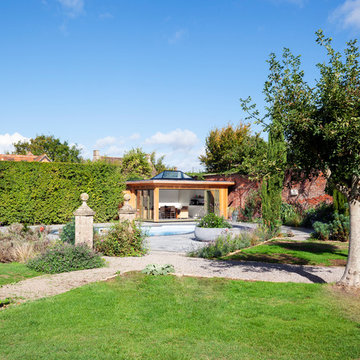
xmin=242 ymin=31 xmax=360 ymax=288
xmin=261 ymin=125 xmax=286 ymax=231
xmin=13 ymin=135 xmax=82 ymax=163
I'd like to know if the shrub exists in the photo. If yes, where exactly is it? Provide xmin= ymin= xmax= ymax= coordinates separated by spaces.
xmin=254 ymin=224 xmax=281 ymax=242
xmin=239 ymin=190 xmax=262 ymax=222
xmin=60 ymin=217 xmax=76 ymax=245
xmin=280 ymin=203 xmax=302 ymax=227
xmin=94 ymin=221 xmax=146 ymax=257
xmin=312 ymin=222 xmax=331 ymax=240
xmin=197 ymin=213 xmax=231 ymax=228
xmin=142 ymin=264 xmax=175 ymax=275
xmin=301 ymin=202 xmax=334 ymax=228
xmin=312 ymin=213 xmax=349 ymax=242
xmin=333 ymin=189 xmax=349 ymax=216
xmin=0 ymin=223 xmax=52 ymax=263
xmin=0 ymin=161 xmax=125 ymax=225
xmin=27 ymin=243 xmax=105 ymax=274
xmin=188 ymin=232 xmax=251 ymax=259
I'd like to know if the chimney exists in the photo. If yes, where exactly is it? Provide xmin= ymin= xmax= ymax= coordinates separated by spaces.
xmin=93 ymin=150 xmax=100 ymax=162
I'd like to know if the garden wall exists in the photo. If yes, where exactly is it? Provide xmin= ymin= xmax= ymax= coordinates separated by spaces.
xmin=204 ymin=172 xmax=332 ymax=210
xmin=0 ymin=161 xmax=125 ymax=225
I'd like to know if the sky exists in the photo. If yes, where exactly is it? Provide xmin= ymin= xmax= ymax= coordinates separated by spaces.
xmin=1 ymin=0 xmax=360 ymax=170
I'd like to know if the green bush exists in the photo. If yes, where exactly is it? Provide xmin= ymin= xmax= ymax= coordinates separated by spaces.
xmin=197 ymin=213 xmax=231 ymax=228
xmin=142 ymin=264 xmax=175 ymax=275
xmin=188 ymin=233 xmax=251 ymax=259
xmin=312 ymin=213 xmax=349 ymax=242
xmin=0 ymin=161 xmax=125 ymax=225
xmin=333 ymin=189 xmax=349 ymax=216
xmin=60 ymin=218 xmax=76 ymax=245
xmin=27 ymin=243 xmax=105 ymax=274
xmin=280 ymin=203 xmax=302 ymax=227
xmin=301 ymin=202 xmax=334 ymax=228
xmin=239 ymin=190 xmax=261 ymax=222
xmin=94 ymin=221 xmax=146 ymax=257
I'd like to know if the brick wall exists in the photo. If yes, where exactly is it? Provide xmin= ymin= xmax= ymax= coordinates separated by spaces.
xmin=204 ymin=172 xmax=332 ymax=210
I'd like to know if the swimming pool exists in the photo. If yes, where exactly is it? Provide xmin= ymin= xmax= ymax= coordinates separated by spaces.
xmin=142 ymin=224 xmax=196 ymax=237
xmin=50 ymin=224 xmax=196 ymax=237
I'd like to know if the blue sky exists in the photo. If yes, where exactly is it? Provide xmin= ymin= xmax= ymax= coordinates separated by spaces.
xmin=1 ymin=0 xmax=360 ymax=170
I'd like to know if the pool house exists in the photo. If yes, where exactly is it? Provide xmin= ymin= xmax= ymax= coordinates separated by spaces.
xmin=125 ymin=170 xmax=235 ymax=222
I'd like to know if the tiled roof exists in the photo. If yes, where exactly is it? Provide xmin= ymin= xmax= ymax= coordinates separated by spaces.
xmin=0 ymin=152 xmax=51 ymax=162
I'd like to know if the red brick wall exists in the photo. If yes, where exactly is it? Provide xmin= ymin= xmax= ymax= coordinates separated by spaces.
xmin=282 ymin=171 xmax=332 ymax=208
xmin=204 ymin=173 xmax=332 ymax=210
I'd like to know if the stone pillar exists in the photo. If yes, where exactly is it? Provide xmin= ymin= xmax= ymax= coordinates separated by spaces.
xmin=119 ymin=193 xmax=136 ymax=222
xmin=74 ymin=193 xmax=95 ymax=248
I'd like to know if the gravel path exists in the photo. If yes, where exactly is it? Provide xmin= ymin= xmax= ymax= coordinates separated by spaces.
xmin=0 ymin=251 xmax=345 ymax=302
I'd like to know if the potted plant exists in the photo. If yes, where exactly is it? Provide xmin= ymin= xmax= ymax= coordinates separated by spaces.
xmin=194 ymin=213 xmax=232 ymax=242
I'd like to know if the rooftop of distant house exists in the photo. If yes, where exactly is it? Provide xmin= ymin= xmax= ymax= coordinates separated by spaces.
xmin=0 ymin=152 xmax=51 ymax=163
xmin=92 ymin=149 xmax=157 ymax=176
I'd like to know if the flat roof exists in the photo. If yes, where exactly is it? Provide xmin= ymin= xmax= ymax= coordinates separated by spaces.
xmin=126 ymin=179 xmax=235 ymax=189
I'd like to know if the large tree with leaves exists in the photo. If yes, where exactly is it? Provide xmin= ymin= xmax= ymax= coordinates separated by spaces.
xmin=13 ymin=135 xmax=82 ymax=163
xmin=243 ymin=31 xmax=360 ymax=288
xmin=199 ymin=123 xmax=266 ymax=174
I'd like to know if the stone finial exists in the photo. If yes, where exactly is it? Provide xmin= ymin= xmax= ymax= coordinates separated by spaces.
xmin=80 ymin=193 xmax=89 ymax=202
xmin=74 ymin=193 xmax=95 ymax=217
xmin=119 ymin=192 xmax=136 ymax=222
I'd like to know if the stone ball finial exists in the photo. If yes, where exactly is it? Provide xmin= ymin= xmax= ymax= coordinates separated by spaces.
xmin=124 ymin=193 xmax=131 ymax=202
xmin=80 ymin=193 xmax=89 ymax=202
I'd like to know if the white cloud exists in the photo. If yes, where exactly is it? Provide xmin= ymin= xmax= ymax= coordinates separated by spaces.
xmin=57 ymin=0 xmax=84 ymax=17
xmin=168 ymin=29 xmax=187 ymax=44
xmin=145 ymin=129 xmax=199 ymax=150
xmin=330 ymin=0 xmax=360 ymax=29
xmin=95 ymin=136 xmax=117 ymax=149
xmin=0 ymin=132 xmax=29 ymax=153
xmin=104 ymin=145 xmax=125 ymax=156
xmin=129 ymin=133 xmax=141 ymax=140
xmin=159 ymin=147 xmax=205 ymax=172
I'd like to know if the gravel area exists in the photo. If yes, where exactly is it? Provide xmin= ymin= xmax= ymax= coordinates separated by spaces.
xmin=0 ymin=251 xmax=345 ymax=302
xmin=0 ymin=223 xmax=337 ymax=302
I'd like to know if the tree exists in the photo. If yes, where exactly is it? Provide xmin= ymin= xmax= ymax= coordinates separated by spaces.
xmin=121 ymin=148 xmax=154 ymax=180
xmin=13 ymin=135 xmax=82 ymax=163
xmin=261 ymin=126 xmax=286 ymax=232
xmin=150 ymin=152 xmax=176 ymax=174
xmin=199 ymin=123 xmax=267 ymax=174
xmin=243 ymin=31 xmax=360 ymax=288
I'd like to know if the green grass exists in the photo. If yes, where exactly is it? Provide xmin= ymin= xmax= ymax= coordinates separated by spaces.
xmin=0 ymin=273 xmax=359 ymax=359
xmin=0 ymin=262 xmax=43 ymax=287
xmin=223 ymin=240 xmax=348 ymax=266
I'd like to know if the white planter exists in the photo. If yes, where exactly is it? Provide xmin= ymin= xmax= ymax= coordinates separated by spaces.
xmin=194 ymin=226 xmax=232 ymax=242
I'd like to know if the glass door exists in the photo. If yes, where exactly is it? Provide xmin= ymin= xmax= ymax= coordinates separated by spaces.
xmin=204 ymin=190 xmax=220 ymax=216
xmin=139 ymin=190 xmax=154 ymax=221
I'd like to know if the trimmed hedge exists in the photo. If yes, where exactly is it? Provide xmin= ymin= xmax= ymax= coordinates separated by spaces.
xmin=0 ymin=161 xmax=125 ymax=225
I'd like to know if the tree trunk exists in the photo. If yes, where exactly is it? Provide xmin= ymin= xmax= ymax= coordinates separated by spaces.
xmin=338 ymin=199 xmax=360 ymax=288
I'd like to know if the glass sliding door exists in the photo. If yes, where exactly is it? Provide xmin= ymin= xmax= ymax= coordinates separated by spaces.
xmin=204 ymin=190 xmax=220 ymax=216
xmin=139 ymin=190 xmax=154 ymax=221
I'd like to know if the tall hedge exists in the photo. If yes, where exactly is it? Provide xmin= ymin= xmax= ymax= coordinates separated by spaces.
xmin=0 ymin=161 xmax=125 ymax=225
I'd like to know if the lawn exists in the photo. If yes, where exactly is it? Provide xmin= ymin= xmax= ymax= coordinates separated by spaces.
xmin=223 ymin=240 xmax=348 ymax=266
xmin=0 ymin=262 xmax=43 ymax=287
xmin=0 ymin=273 xmax=359 ymax=360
